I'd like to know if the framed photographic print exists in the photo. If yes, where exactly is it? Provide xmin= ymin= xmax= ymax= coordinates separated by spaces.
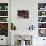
xmin=17 ymin=10 xmax=29 ymax=19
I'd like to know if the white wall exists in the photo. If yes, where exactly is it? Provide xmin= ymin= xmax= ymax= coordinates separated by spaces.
xmin=11 ymin=0 xmax=38 ymax=45
xmin=11 ymin=0 xmax=38 ymax=30
xmin=11 ymin=0 xmax=46 ymax=46
xmin=11 ymin=0 xmax=46 ymax=30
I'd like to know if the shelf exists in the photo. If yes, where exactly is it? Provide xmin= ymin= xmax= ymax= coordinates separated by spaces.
xmin=38 ymin=22 xmax=46 ymax=23
xmin=0 ymin=10 xmax=8 ymax=11
xmin=38 ymin=16 xmax=46 ymax=17
xmin=38 ymin=3 xmax=46 ymax=37
xmin=0 ymin=3 xmax=8 ymax=37
xmin=38 ymin=28 xmax=46 ymax=29
xmin=0 ymin=22 xmax=8 ymax=23
xmin=0 ymin=16 xmax=8 ymax=17
xmin=38 ymin=10 xmax=46 ymax=11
